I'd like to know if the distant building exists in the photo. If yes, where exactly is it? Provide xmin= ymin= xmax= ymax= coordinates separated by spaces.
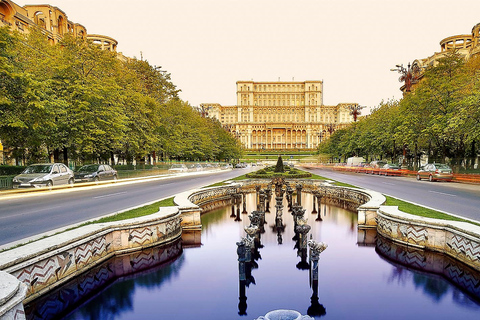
xmin=202 ymin=80 xmax=358 ymax=150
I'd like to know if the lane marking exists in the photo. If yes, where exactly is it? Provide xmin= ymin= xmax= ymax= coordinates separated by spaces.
xmin=0 ymin=205 xmax=65 ymax=220
xmin=382 ymin=182 xmax=396 ymax=186
xmin=428 ymin=190 xmax=457 ymax=197
xmin=93 ymin=191 xmax=127 ymax=199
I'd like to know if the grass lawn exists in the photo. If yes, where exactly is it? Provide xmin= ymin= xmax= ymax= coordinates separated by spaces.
xmin=384 ymin=196 xmax=480 ymax=227
xmin=79 ymin=197 xmax=176 ymax=226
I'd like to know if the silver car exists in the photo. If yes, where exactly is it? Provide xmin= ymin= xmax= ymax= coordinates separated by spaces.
xmin=12 ymin=163 xmax=74 ymax=188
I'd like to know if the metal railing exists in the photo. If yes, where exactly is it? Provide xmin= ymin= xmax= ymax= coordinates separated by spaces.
xmin=0 ymin=177 xmax=13 ymax=189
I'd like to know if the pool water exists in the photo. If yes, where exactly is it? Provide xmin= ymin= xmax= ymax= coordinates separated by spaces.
xmin=27 ymin=193 xmax=480 ymax=319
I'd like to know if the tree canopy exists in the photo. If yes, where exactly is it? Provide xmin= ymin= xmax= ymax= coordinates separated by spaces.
xmin=0 ymin=27 xmax=242 ymax=165
xmin=319 ymin=52 xmax=480 ymax=170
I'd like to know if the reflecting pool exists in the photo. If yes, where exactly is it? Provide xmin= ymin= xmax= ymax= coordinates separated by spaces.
xmin=26 ymin=193 xmax=480 ymax=319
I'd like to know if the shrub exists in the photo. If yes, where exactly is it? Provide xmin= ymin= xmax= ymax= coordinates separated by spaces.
xmin=274 ymin=156 xmax=285 ymax=172
xmin=0 ymin=166 xmax=26 ymax=176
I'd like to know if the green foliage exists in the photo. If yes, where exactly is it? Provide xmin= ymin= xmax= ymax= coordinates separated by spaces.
xmin=0 ymin=28 xmax=242 ymax=165
xmin=319 ymin=52 xmax=480 ymax=170
xmin=274 ymin=156 xmax=284 ymax=172
xmin=0 ymin=165 xmax=25 ymax=175
xmin=246 ymin=166 xmax=312 ymax=178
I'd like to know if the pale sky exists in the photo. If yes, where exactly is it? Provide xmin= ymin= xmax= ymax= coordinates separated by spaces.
xmin=15 ymin=0 xmax=480 ymax=112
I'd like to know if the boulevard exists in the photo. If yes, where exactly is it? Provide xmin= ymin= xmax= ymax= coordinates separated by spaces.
xmin=303 ymin=166 xmax=480 ymax=222
xmin=0 ymin=168 xmax=256 ymax=248
xmin=1 ymin=165 xmax=479 ymax=249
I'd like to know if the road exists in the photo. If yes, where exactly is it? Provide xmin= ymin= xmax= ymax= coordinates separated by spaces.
xmin=302 ymin=166 xmax=480 ymax=222
xmin=0 ymin=168 xmax=256 ymax=247
xmin=1 ymin=165 xmax=479 ymax=248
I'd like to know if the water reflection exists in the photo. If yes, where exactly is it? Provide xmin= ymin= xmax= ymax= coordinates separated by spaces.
xmin=24 ymin=239 xmax=183 ymax=320
xmin=26 ymin=191 xmax=480 ymax=320
xmin=376 ymin=234 xmax=480 ymax=306
xmin=235 ymin=182 xmax=328 ymax=317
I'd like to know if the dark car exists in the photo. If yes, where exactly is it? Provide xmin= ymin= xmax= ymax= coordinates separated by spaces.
xmin=12 ymin=163 xmax=74 ymax=188
xmin=416 ymin=163 xmax=453 ymax=182
xmin=75 ymin=164 xmax=118 ymax=183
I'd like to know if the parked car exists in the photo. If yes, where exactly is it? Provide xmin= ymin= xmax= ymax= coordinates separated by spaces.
xmin=168 ymin=164 xmax=188 ymax=173
xmin=202 ymin=163 xmax=214 ymax=170
xmin=379 ymin=163 xmax=402 ymax=176
xmin=366 ymin=160 xmax=388 ymax=174
xmin=12 ymin=163 xmax=74 ymax=188
xmin=188 ymin=163 xmax=204 ymax=171
xmin=220 ymin=163 xmax=233 ymax=170
xmin=416 ymin=163 xmax=453 ymax=182
xmin=75 ymin=164 xmax=118 ymax=183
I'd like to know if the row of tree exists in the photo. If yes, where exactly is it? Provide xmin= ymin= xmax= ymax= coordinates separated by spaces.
xmin=0 ymin=27 xmax=242 ymax=165
xmin=319 ymin=53 xmax=480 ymax=170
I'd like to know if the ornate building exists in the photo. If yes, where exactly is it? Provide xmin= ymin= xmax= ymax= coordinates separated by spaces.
xmin=416 ymin=22 xmax=480 ymax=68
xmin=202 ymin=81 xmax=359 ymax=151
xmin=397 ymin=22 xmax=480 ymax=93
xmin=0 ymin=0 xmax=119 ymax=50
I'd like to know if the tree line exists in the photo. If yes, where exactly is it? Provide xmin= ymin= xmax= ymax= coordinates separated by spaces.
xmin=319 ymin=53 xmax=480 ymax=171
xmin=0 ymin=27 xmax=242 ymax=165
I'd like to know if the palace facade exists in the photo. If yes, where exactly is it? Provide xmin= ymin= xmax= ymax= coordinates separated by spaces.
xmin=202 ymin=81 xmax=358 ymax=151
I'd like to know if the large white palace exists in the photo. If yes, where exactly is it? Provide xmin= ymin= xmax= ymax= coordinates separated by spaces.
xmin=201 ymin=80 xmax=359 ymax=151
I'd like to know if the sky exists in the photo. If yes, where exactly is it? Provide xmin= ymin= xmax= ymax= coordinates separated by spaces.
xmin=14 ymin=0 xmax=480 ymax=113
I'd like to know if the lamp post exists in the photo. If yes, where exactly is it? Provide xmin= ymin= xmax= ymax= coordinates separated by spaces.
xmin=390 ymin=63 xmax=422 ymax=92
xmin=326 ymin=124 xmax=335 ymax=135
xmin=347 ymin=104 xmax=364 ymax=122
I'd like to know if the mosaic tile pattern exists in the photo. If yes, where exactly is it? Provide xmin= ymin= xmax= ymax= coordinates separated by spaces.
xmin=24 ymin=241 xmax=182 ymax=320
xmin=377 ymin=235 xmax=480 ymax=301
xmin=128 ymin=227 xmax=154 ymax=246
xmin=447 ymin=234 xmax=480 ymax=263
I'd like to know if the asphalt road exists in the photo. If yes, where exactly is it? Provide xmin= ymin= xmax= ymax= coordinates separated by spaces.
xmin=0 ymin=168 xmax=256 ymax=247
xmin=1 ymin=165 xmax=479 ymax=248
xmin=302 ymin=166 xmax=480 ymax=222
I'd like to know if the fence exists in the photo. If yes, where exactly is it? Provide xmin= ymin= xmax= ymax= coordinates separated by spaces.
xmin=0 ymin=176 xmax=12 ymax=189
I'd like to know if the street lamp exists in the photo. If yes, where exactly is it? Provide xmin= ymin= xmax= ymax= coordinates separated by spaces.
xmin=347 ymin=104 xmax=364 ymax=122
xmin=326 ymin=124 xmax=335 ymax=135
xmin=317 ymin=130 xmax=326 ymax=145
xmin=390 ymin=63 xmax=422 ymax=92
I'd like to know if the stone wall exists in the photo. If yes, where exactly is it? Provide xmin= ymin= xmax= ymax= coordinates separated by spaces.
xmin=0 ymin=207 xmax=182 ymax=305
xmin=377 ymin=206 xmax=480 ymax=271
xmin=23 ymin=239 xmax=182 ymax=320
xmin=376 ymin=234 xmax=480 ymax=300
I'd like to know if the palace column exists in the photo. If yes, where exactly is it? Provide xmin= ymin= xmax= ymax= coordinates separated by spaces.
xmin=247 ymin=127 xmax=252 ymax=149
xmin=307 ymin=128 xmax=312 ymax=149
